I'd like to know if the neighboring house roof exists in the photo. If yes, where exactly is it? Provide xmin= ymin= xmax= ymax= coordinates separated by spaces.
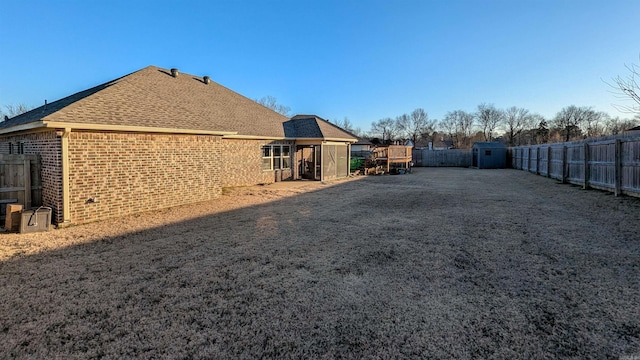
xmin=285 ymin=115 xmax=356 ymax=141
xmin=472 ymin=142 xmax=507 ymax=149
xmin=354 ymin=137 xmax=373 ymax=146
xmin=626 ymin=125 xmax=640 ymax=132
xmin=0 ymin=66 xmax=292 ymax=138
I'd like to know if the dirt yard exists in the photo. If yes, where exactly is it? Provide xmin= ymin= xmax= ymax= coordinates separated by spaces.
xmin=1 ymin=168 xmax=639 ymax=359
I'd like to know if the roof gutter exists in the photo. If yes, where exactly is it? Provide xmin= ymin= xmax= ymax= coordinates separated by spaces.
xmin=0 ymin=121 xmax=48 ymax=135
xmin=42 ymin=122 xmax=237 ymax=136
xmin=294 ymin=137 xmax=358 ymax=143
xmin=222 ymin=134 xmax=296 ymax=141
xmin=0 ymin=121 xmax=237 ymax=136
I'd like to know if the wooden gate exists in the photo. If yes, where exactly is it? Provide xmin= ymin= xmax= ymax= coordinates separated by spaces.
xmin=0 ymin=154 xmax=42 ymax=221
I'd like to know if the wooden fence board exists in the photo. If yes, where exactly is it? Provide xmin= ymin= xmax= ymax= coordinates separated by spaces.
xmin=0 ymin=155 xmax=42 ymax=221
xmin=412 ymin=149 xmax=471 ymax=167
xmin=510 ymin=135 xmax=640 ymax=197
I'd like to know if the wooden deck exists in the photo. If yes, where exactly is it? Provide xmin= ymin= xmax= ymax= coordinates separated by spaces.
xmin=371 ymin=145 xmax=413 ymax=173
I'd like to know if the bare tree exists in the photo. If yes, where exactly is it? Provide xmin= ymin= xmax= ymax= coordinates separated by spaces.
xmin=609 ymin=57 xmax=640 ymax=117
xmin=552 ymin=105 xmax=603 ymax=142
xmin=371 ymin=117 xmax=396 ymax=142
xmin=585 ymin=111 xmax=608 ymax=138
xmin=394 ymin=113 xmax=411 ymax=140
xmin=255 ymin=96 xmax=291 ymax=116
xmin=503 ymin=106 xmax=533 ymax=146
xmin=396 ymin=108 xmax=436 ymax=145
xmin=2 ymin=103 xmax=33 ymax=120
xmin=332 ymin=117 xmax=355 ymax=134
xmin=442 ymin=110 xmax=474 ymax=148
xmin=438 ymin=115 xmax=458 ymax=147
xmin=475 ymin=103 xmax=504 ymax=142
xmin=605 ymin=116 xmax=639 ymax=135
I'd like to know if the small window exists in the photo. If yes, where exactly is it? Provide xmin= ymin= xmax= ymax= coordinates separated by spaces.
xmin=262 ymin=146 xmax=272 ymax=171
xmin=282 ymin=146 xmax=290 ymax=169
xmin=485 ymin=150 xmax=492 ymax=156
xmin=272 ymin=146 xmax=282 ymax=169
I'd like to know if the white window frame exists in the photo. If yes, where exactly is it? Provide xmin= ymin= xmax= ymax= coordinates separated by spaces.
xmin=262 ymin=145 xmax=291 ymax=171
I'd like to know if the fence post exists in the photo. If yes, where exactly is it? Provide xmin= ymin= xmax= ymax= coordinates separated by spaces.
xmin=536 ymin=147 xmax=540 ymax=175
xmin=547 ymin=146 xmax=552 ymax=178
xmin=23 ymin=159 xmax=31 ymax=209
xmin=615 ymin=139 xmax=622 ymax=196
xmin=583 ymin=142 xmax=589 ymax=189
xmin=562 ymin=145 xmax=567 ymax=183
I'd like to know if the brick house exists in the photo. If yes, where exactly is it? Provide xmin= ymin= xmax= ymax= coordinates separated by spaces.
xmin=0 ymin=66 xmax=355 ymax=225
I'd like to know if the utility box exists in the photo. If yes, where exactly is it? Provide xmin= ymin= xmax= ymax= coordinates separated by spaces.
xmin=5 ymin=203 xmax=23 ymax=232
xmin=20 ymin=207 xmax=52 ymax=234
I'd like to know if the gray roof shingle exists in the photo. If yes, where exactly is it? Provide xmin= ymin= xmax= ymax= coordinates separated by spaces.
xmin=0 ymin=66 xmax=290 ymax=137
xmin=287 ymin=115 xmax=355 ymax=140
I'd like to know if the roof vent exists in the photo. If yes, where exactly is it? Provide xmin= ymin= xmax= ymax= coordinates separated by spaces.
xmin=203 ymin=76 xmax=210 ymax=84
xmin=3 ymin=115 xmax=8 ymax=122
xmin=170 ymin=68 xmax=179 ymax=77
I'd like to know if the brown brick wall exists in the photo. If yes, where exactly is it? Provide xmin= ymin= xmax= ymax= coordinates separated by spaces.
xmin=220 ymin=139 xmax=294 ymax=187
xmin=0 ymin=131 xmax=64 ymax=223
xmin=67 ymin=132 xmax=223 ymax=224
xmin=0 ymin=132 xmax=294 ymax=225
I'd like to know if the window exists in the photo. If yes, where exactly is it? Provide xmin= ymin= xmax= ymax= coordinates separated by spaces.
xmin=282 ymin=146 xmax=290 ymax=169
xmin=8 ymin=142 xmax=24 ymax=154
xmin=262 ymin=146 xmax=272 ymax=171
xmin=261 ymin=145 xmax=291 ymax=171
xmin=273 ymin=146 xmax=281 ymax=170
xmin=485 ymin=150 xmax=492 ymax=156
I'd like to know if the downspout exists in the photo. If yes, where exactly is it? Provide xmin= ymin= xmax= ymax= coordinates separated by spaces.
xmin=61 ymin=128 xmax=71 ymax=223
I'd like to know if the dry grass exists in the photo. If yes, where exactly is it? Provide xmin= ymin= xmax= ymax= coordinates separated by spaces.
xmin=1 ymin=168 xmax=639 ymax=359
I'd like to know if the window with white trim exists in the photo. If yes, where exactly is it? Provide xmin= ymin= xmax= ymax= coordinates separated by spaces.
xmin=261 ymin=145 xmax=291 ymax=171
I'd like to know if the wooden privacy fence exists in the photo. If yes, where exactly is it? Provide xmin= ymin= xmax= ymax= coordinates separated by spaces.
xmin=412 ymin=149 xmax=472 ymax=167
xmin=510 ymin=135 xmax=640 ymax=197
xmin=0 ymin=154 xmax=42 ymax=221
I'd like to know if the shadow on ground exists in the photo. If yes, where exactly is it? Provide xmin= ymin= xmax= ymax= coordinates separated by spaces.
xmin=1 ymin=168 xmax=639 ymax=358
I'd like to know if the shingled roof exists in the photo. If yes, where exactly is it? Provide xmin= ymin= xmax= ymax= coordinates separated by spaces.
xmin=285 ymin=115 xmax=356 ymax=140
xmin=0 ymin=66 xmax=291 ymax=137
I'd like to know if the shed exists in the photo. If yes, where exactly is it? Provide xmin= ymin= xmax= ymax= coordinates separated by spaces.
xmin=472 ymin=142 xmax=507 ymax=169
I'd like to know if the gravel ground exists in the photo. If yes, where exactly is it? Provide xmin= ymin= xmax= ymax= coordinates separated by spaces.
xmin=0 ymin=168 xmax=639 ymax=359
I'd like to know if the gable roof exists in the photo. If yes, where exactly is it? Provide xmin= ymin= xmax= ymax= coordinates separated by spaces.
xmin=0 ymin=66 xmax=290 ymax=137
xmin=285 ymin=115 xmax=356 ymax=140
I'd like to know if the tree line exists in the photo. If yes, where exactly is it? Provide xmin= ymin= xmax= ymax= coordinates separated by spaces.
xmin=354 ymin=104 xmax=638 ymax=149
xmin=336 ymin=57 xmax=640 ymax=148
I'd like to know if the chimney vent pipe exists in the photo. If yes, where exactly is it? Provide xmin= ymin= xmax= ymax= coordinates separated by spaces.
xmin=203 ymin=76 xmax=210 ymax=84
xmin=170 ymin=68 xmax=179 ymax=77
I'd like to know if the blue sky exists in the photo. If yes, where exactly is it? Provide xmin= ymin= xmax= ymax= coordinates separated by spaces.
xmin=1 ymin=0 xmax=639 ymax=132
